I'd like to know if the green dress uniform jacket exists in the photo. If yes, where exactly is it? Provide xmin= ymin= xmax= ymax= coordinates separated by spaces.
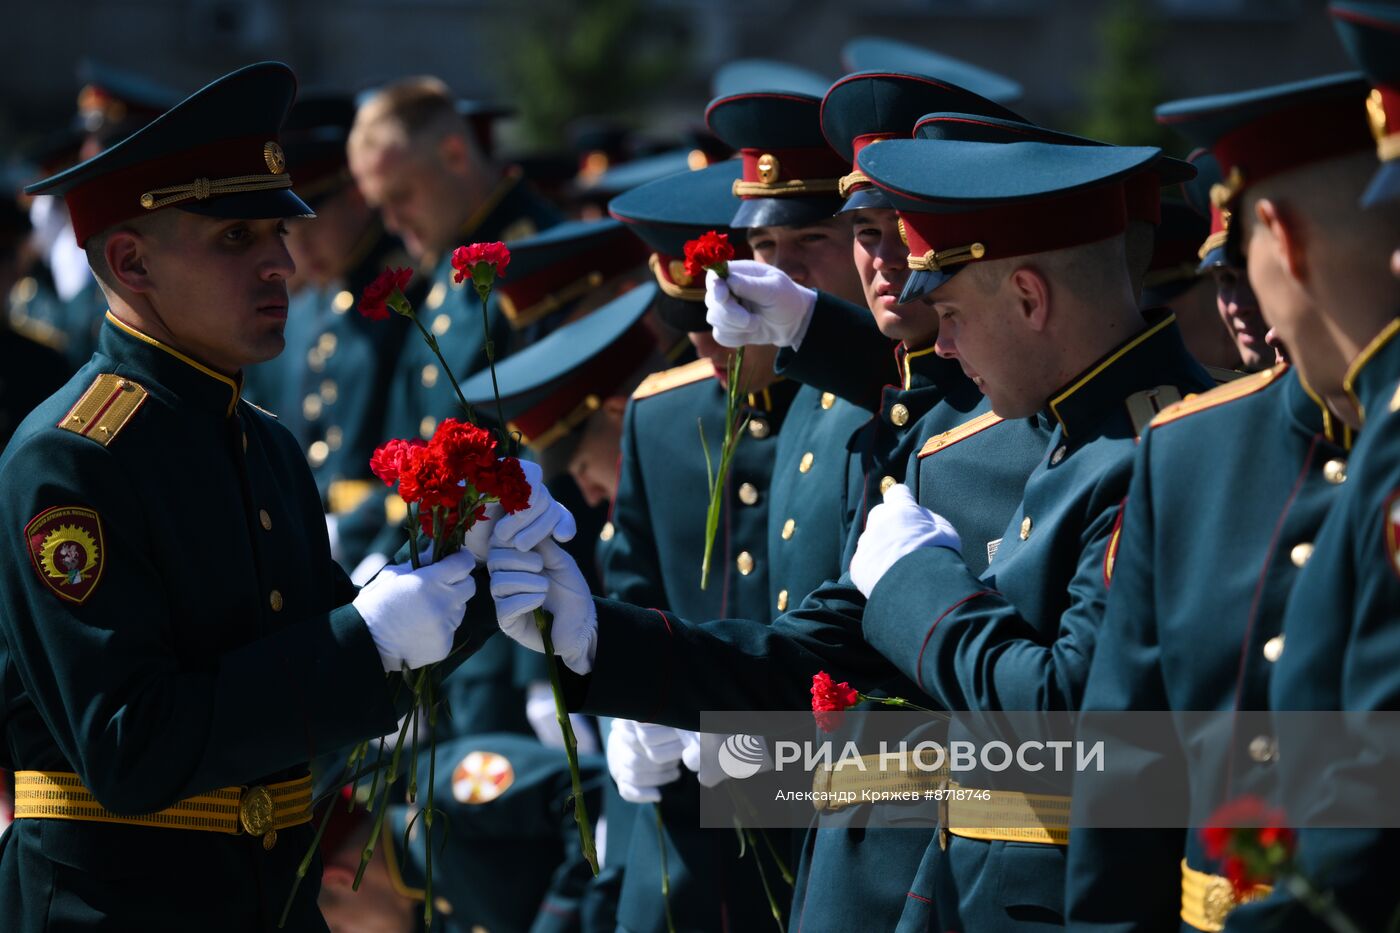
xmin=0 ymin=314 xmax=486 ymax=932
xmin=856 ymin=313 xmax=1211 ymax=931
xmin=1229 ymin=318 xmax=1400 ymax=933
xmin=1064 ymin=364 xmax=1351 ymax=932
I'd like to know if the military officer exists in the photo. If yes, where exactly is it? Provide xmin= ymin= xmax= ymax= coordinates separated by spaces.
xmin=347 ymin=76 xmax=562 ymax=451
xmin=1225 ymin=8 xmax=1400 ymax=929
xmin=835 ymin=132 xmax=1213 ymax=930
xmin=318 ymin=732 xmax=606 ymax=933
xmin=0 ymin=63 xmax=507 ymax=932
xmin=1143 ymin=198 xmax=1243 ymax=376
xmin=1065 ymin=72 xmax=1379 ymax=932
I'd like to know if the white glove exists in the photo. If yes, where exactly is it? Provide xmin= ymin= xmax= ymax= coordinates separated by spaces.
xmin=464 ymin=500 xmax=504 ymax=563
xmin=705 ymin=260 xmax=818 ymax=349
xmin=678 ymin=731 xmax=770 ymax=788
xmin=490 ymin=459 xmax=578 ymax=551
xmin=526 ymin=681 xmax=600 ymax=754
xmin=352 ymin=549 xmax=477 ymax=671
xmin=850 ymin=484 xmax=961 ymax=598
xmin=326 ymin=514 xmax=342 ymax=562
xmin=487 ymin=538 xmax=598 ymax=674
xmin=607 ymin=719 xmax=683 ymax=803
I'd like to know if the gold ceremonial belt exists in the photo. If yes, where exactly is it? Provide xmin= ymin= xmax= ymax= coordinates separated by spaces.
xmin=1180 ymin=858 xmax=1272 ymax=931
xmin=811 ymin=750 xmax=951 ymax=812
xmin=944 ymin=782 xmax=1071 ymax=846
xmin=13 ymin=770 xmax=312 ymax=851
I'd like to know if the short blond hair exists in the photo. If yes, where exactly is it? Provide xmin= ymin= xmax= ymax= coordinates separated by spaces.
xmin=348 ymin=76 xmax=475 ymax=161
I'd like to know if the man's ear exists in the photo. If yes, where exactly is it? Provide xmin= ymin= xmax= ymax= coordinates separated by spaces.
xmin=602 ymin=393 xmax=629 ymax=423
xmin=437 ymin=132 xmax=472 ymax=176
xmin=1008 ymin=265 xmax=1052 ymax=332
xmin=105 ymin=230 xmax=154 ymax=294
xmin=1253 ymin=197 xmax=1307 ymax=283
xmin=321 ymin=863 xmax=356 ymax=892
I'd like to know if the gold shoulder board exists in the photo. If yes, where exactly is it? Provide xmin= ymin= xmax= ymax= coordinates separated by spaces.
xmin=1148 ymin=363 xmax=1285 ymax=430
xmin=632 ymin=359 xmax=715 ymax=400
xmin=57 ymin=374 xmax=148 ymax=446
xmin=919 ymin=410 xmax=1003 ymax=458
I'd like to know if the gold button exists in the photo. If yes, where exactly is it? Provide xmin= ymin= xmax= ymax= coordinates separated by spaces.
xmin=599 ymin=521 xmax=615 ymax=542
xmin=890 ymin=403 xmax=910 ymax=427
xmin=422 ymin=364 xmax=439 ymax=388
xmin=269 ymin=590 xmax=284 ymax=612
xmin=737 ymin=551 xmax=754 ymax=575
xmin=777 ymin=589 xmax=789 ymax=612
xmin=799 ymin=452 xmax=814 ymax=474
xmin=782 ymin=518 xmax=796 ymax=540
xmin=1020 ymin=516 xmax=1033 ymax=540
xmin=433 ymin=897 xmax=453 ymax=916
xmin=748 ymin=417 xmax=770 ymax=439
xmin=302 ymin=394 xmax=323 ymax=421
xmin=320 ymin=380 xmax=338 ymax=405
xmin=738 ymin=483 xmax=759 ymax=506
xmin=259 ymin=509 xmax=272 ymax=531
xmin=1290 ymin=542 xmax=1314 ymax=568
xmin=1050 ymin=446 xmax=1066 ymax=465
xmin=432 ymin=312 xmax=452 ymax=336
xmin=307 ymin=348 xmax=326 ymax=373
xmin=325 ymin=426 xmax=343 ymax=450
xmin=318 ymin=333 xmax=338 ymax=356
xmin=1263 ymin=635 xmax=1285 ymax=663
xmin=333 ymin=290 xmax=354 ymax=313
xmin=426 ymin=282 xmax=447 ymax=310
xmin=879 ymin=475 xmax=897 ymax=495
xmin=308 ymin=440 xmax=329 ymax=467
xmin=420 ymin=416 xmax=437 ymax=439
xmin=1323 ymin=459 xmax=1347 ymax=485
xmin=820 ymin=392 xmax=836 ymax=410
xmin=1248 ymin=734 xmax=1277 ymax=763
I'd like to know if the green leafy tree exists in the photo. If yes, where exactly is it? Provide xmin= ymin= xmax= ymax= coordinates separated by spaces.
xmin=503 ymin=0 xmax=689 ymax=149
xmin=1078 ymin=0 xmax=1175 ymax=149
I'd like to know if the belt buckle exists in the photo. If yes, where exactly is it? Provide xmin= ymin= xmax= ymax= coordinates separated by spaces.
xmin=1201 ymin=873 xmax=1236 ymax=930
xmin=239 ymin=785 xmax=278 ymax=850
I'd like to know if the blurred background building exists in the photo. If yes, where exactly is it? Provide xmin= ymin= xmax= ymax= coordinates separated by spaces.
xmin=0 ymin=0 xmax=1351 ymax=170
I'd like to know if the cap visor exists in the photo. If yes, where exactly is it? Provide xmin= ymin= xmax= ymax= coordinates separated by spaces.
xmin=1362 ymin=161 xmax=1400 ymax=208
xmin=730 ymin=196 xmax=842 ymax=229
xmin=1196 ymin=245 xmax=1227 ymax=274
xmin=898 ymin=265 xmax=958 ymax=304
xmin=838 ymin=186 xmax=893 ymax=213
xmin=177 ymin=187 xmax=315 ymax=222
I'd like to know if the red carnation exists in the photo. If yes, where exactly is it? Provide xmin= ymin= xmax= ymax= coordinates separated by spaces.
xmin=430 ymin=418 xmax=498 ymax=477
xmin=369 ymin=438 xmax=424 ymax=486
xmin=683 ymin=230 xmax=735 ymax=280
xmin=452 ymin=241 xmax=511 ymax=286
xmin=811 ymin=671 xmax=860 ymax=733
xmin=396 ymin=445 xmax=459 ymax=511
xmin=1200 ymin=796 xmax=1296 ymax=897
xmin=361 ymin=266 xmax=414 ymax=320
xmin=473 ymin=456 xmax=532 ymax=514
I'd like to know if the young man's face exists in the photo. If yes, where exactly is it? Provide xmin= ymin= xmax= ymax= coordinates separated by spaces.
xmin=931 ymin=265 xmax=1043 ymax=419
xmin=285 ymin=185 xmax=373 ymax=288
xmin=850 ymin=208 xmax=937 ymax=347
xmin=139 ymin=212 xmax=294 ymax=374
xmin=746 ymin=216 xmax=864 ymax=304
xmin=350 ymin=143 xmax=461 ymax=261
xmin=1243 ymin=211 xmax=1342 ymax=393
xmin=1210 ymin=262 xmax=1275 ymax=372
xmin=686 ymin=330 xmax=781 ymax=394
xmin=568 ymin=403 xmax=626 ymax=508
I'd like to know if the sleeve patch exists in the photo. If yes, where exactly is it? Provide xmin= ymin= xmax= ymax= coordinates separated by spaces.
xmin=25 ymin=506 xmax=106 ymax=604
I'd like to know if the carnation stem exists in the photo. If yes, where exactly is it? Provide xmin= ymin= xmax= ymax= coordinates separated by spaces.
xmin=354 ymin=705 xmax=413 ymax=890
xmin=744 ymin=827 xmax=787 ymax=933
xmin=477 ymin=288 xmax=510 ymax=449
xmin=534 ymin=607 xmax=598 ymax=874
xmin=699 ymin=348 xmax=747 ymax=590
xmin=655 ymin=803 xmax=677 ymax=933
xmin=424 ymin=673 xmax=436 ymax=929
xmin=1283 ymin=874 xmax=1365 ymax=933
xmin=411 ymin=314 xmax=478 ymax=424
xmin=276 ymin=791 xmax=339 ymax=928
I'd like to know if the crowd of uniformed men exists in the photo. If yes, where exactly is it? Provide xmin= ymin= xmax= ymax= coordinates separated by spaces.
xmin=1 ymin=4 xmax=1400 ymax=931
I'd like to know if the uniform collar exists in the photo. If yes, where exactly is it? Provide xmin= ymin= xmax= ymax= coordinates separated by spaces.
xmin=1342 ymin=315 xmax=1400 ymax=426
xmin=100 ymin=311 xmax=241 ymax=417
xmin=1045 ymin=309 xmax=1193 ymax=439
xmin=745 ymin=377 xmax=799 ymax=415
xmin=1291 ymin=365 xmax=1353 ymax=450
xmin=896 ymin=341 xmax=957 ymax=391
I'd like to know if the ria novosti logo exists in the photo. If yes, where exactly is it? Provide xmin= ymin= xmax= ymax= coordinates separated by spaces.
xmin=717 ymin=734 xmax=768 ymax=779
